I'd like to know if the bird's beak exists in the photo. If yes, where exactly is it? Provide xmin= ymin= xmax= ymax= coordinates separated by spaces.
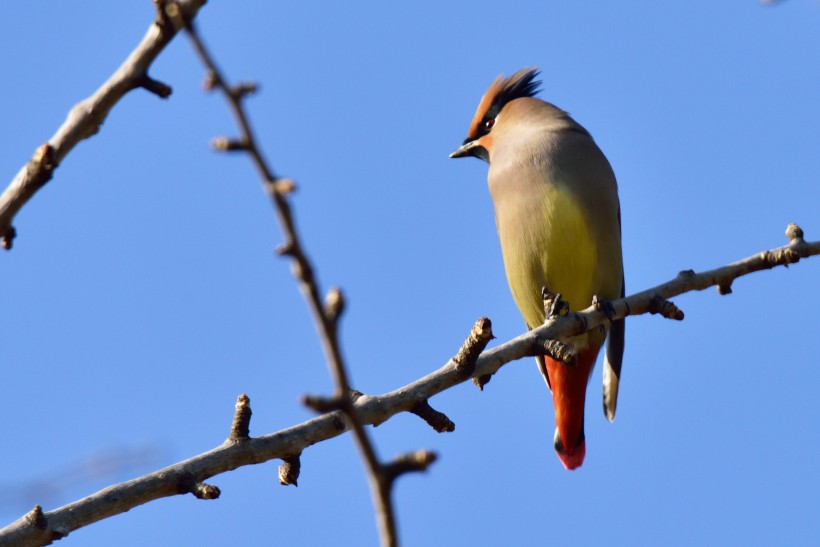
xmin=449 ymin=139 xmax=487 ymax=161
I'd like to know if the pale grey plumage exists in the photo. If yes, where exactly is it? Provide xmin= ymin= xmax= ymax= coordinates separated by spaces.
xmin=451 ymin=68 xmax=625 ymax=468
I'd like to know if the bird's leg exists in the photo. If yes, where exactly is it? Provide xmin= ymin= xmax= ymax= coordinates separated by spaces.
xmin=542 ymin=286 xmax=569 ymax=320
xmin=539 ymin=287 xmax=577 ymax=366
xmin=592 ymin=294 xmax=616 ymax=322
xmin=591 ymin=295 xmax=617 ymax=335
xmin=542 ymin=339 xmax=578 ymax=367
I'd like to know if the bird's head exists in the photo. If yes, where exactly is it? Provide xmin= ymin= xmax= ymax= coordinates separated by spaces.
xmin=449 ymin=67 xmax=542 ymax=163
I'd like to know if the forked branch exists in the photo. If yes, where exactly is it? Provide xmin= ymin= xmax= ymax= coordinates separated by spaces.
xmin=1 ymin=226 xmax=815 ymax=547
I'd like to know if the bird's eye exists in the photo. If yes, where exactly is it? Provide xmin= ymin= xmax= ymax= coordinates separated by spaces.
xmin=483 ymin=118 xmax=495 ymax=131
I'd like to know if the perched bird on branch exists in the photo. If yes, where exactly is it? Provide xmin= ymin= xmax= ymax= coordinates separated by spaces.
xmin=451 ymin=68 xmax=625 ymax=469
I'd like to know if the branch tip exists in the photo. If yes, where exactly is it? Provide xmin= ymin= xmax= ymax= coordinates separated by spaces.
xmin=202 ymin=70 xmax=218 ymax=91
xmin=191 ymin=482 xmax=221 ymax=500
xmin=229 ymin=393 xmax=252 ymax=441
xmin=384 ymin=450 xmax=438 ymax=483
xmin=162 ymin=1 xmax=188 ymax=30
xmin=278 ymin=455 xmax=301 ymax=487
xmin=302 ymin=393 xmax=345 ymax=413
xmin=139 ymin=75 xmax=172 ymax=98
xmin=275 ymin=241 xmax=295 ymax=257
xmin=473 ymin=373 xmax=493 ymax=391
xmin=231 ymin=81 xmax=259 ymax=98
xmin=453 ymin=317 xmax=494 ymax=378
xmin=270 ymin=178 xmax=297 ymax=195
xmin=152 ymin=0 xmax=174 ymax=31
xmin=324 ymin=286 xmax=346 ymax=322
xmin=410 ymin=400 xmax=455 ymax=433
xmin=1 ymin=226 xmax=16 ymax=250
xmin=210 ymin=136 xmax=248 ymax=152
xmin=648 ymin=295 xmax=685 ymax=320
xmin=786 ymin=223 xmax=804 ymax=244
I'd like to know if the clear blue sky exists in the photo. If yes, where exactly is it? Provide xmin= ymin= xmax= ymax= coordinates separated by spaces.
xmin=1 ymin=1 xmax=818 ymax=545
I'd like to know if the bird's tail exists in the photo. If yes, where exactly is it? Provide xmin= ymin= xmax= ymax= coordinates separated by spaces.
xmin=540 ymin=347 xmax=600 ymax=470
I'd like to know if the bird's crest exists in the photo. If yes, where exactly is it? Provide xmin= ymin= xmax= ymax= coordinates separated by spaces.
xmin=467 ymin=67 xmax=542 ymax=141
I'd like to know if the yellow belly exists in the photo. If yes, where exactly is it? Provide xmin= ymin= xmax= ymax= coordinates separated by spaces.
xmin=500 ymin=185 xmax=599 ymax=331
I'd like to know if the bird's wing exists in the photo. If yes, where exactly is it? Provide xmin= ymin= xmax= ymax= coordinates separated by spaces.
xmin=602 ymin=277 xmax=625 ymax=422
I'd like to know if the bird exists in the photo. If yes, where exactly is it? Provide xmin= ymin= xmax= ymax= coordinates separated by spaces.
xmin=450 ymin=67 xmax=625 ymax=470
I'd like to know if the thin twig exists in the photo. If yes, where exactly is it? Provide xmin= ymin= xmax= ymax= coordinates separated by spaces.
xmin=166 ymin=5 xmax=409 ymax=545
xmin=0 ymin=0 xmax=207 ymax=250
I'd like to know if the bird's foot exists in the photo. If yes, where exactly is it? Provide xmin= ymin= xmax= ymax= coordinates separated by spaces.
xmin=592 ymin=295 xmax=616 ymax=321
xmin=542 ymin=287 xmax=569 ymax=320
xmin=542 ymin=339 xmax=577 ymax=367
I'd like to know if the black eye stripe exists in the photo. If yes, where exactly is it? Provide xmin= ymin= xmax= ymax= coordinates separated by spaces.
xmin=478 ymin=69 xmax=541 ymax=136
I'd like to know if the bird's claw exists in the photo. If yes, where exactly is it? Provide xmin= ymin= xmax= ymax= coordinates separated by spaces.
xmin=542 ymin=287 xmax=569 ymax=320
xmin=592 ymin=295 xmax=616 ymax=322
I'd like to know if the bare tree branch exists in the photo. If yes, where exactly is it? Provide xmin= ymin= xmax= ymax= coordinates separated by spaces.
xmin=0 ymin=226 xmax=816 ymax=547
xmin=1 ymin=4 xmax=816 ymax=547
xmin=164 ymin=4 xmax=434 ymax=544
xmin=0 ymin=0 xmax=207 ymax=250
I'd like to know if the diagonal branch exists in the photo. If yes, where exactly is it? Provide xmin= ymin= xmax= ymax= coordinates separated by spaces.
xmin=1 ymin=226 xmax=816 ymax=547
xmin=0 ymin=0 xmax=207 ymax=250
xmin=163 ymin=5 xmax=427 ymax=546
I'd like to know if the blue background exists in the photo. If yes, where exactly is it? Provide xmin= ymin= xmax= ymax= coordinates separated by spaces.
xmin=1 ymin=1 xmax=818 ymax=545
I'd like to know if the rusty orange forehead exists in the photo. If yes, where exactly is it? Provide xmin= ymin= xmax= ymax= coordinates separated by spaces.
xmin=466 ymin=76 xmax=506 ymax=141
xmin=465 ymin=67 xmax=541 ymax=141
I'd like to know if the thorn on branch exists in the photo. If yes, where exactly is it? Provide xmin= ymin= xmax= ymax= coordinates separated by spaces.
xmin=138 ymin=74 xmax=172 ymax=98
xmin=648 ymin=294 xmax=685 ymax=320
xmin=717 ymin=282 xmax=733 ymax=295
xmin=278 ymin=454 xmax=302 ymax=486
xmin=229 ymin=393 xmax=252 ymax=441
xmin=191 ymin=482 xmax=221 ymax=500
xmin=410 ymin=400 xmax=455 ymax=433
xmin=452 ymin=317 xmax=494 ymax=379
xmin=678 ymin=269 xmax=696 ymax=279
xmin=211 ymin=136 xmax=249 ymax=152
xmin=383 ymin=450 xmax=438 ymax=484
